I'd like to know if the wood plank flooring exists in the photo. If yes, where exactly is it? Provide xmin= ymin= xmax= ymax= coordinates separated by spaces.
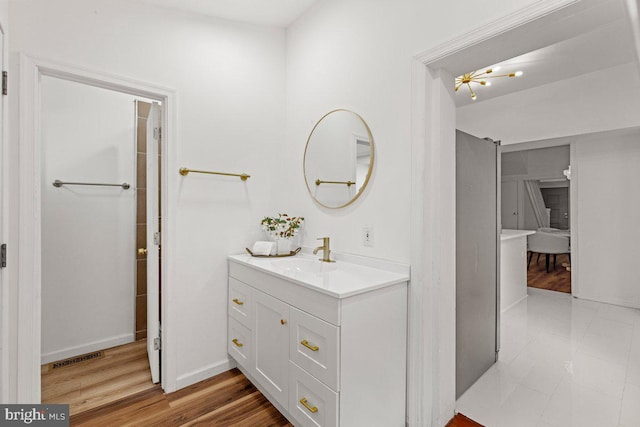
xmin=446 ymin=413 xmax=484 ymax=427
xmin=71 ymin=369 xmax=292 ymax=427
xmin=42 ymin=341 xmax=292 ymax=426
xmin=527 ymin=252 xmax=571 ymax=293
xmin=42 ymin=340 xmax=157 ymax=415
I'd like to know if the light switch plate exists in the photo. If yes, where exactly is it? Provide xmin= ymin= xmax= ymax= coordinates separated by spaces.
xmin=362 ymin=225 xmax=374 ymax=247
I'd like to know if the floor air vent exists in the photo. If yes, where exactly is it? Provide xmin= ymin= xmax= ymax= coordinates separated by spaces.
xmin=51 ymin=350 xmax=104 ymax=369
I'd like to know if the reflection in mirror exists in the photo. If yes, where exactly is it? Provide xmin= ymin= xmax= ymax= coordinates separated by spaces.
xmin=304 ymin=110 xmax=374 ymax=208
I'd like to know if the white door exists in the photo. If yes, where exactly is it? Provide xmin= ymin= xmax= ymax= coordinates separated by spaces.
xmin=254 ymin=290 xmax=289 ymax=409
xmin=0 ymin=28 xmax=5 ymax=400
xmin=146 ymin=102 xmax=160 ymax=384
xmin=501 ymin=180 xmax=518 ymax=229
xmin=0 ymin=28 xmax=4 ymax=284
xmin=456 ymin=130 xmax=498 ymax=398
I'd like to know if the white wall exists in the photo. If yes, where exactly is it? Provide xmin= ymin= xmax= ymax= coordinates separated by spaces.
xmin=10 ymin=0 xmax=285 ymax=391
xmin=574 ymin=129 xmax=640 ymax=309
xmin=501 ymin=146 xmax=570 ymax=230
xmin=40 ymin=76 xmax=136 ymax=363
xmin=502 ymin=146 xmax=570 ymax=180
xmin=458 ymin=62 xmax=640 ymax=145
xmin=284 ymin=0 xmax=536 ymax=263
xmin=284 ymin=0 xmax=540 ymax=425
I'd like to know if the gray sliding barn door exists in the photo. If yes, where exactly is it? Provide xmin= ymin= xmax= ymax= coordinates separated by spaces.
xmin=456 ymin=130 xmax=499 ymax=399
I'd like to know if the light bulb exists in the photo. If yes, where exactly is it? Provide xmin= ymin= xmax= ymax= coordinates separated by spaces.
xmin=515 ymin=71 xmax=523 ymax=77
xmin=485 ymin=81 xmax=492 ymax=86
xmin=493 ymin=66 xmax=501 ymax=72
xmin=471 ymin=94 xmax=477 ymax=100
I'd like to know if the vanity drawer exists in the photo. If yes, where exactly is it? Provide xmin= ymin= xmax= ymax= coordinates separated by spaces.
xmin=229 ymin=277 xmax=252 ymax=327
xmin=228 ymin=318 xmax=252 ymax=370
xmin=290 ymin=307 xmax=339 ymax=391
xmin=289 ymin=361 xmax=338 ymax=427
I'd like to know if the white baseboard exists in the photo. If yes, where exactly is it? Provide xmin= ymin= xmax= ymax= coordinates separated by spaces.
xmin=41 ymin=333 xmax=134 ymax=364
xmin=501 ymin=294 xmax=528 ymax=313
xmin=574 ymin=294 xmax=640 ymax=310
xmin=175 ymin=358 xmax=236 ymax=390
xmin=527 ymin=287 xmax=572 ymax=298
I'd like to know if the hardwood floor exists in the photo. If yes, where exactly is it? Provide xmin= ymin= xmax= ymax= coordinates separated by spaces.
xmin=44 ymin=341 xmax=484 ymax=426
xmin=527 ymin=252 xmax=571 ymax=293
xmin=42 ymin=340 xmax=156 ymax=415
xmin=446 ymin=413 xmax=484 ymax=427
xmin=71 ymin=369 xmax=292 ymax=427
xmin=42 ymin=341 xmax=291 ymax=426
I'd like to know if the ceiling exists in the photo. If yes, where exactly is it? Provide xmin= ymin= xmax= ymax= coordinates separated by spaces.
xmin=129 ymin=0 xmax=320 ymax=27
xmin=455 ymin=15 xmax=637 ymax=107
xmin=126 ymin=0 xmax=636 ymax=108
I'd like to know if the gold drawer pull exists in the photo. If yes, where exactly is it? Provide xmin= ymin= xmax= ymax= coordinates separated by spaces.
xmin=300 ymin=397 xmax=318 ymax=413
xmin=301 ymin=340 xmax=319 ymax=351
xmin=281 ymin=319 xmax=287 ymax=325
xmin=232 ymin=298 xmax=244 ymax=306
xmin=232 ymin=338 xmax=243 ymax=347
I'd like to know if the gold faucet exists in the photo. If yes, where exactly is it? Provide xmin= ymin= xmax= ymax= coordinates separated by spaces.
xmin=313 ymin=237 xmax=335 ymax=263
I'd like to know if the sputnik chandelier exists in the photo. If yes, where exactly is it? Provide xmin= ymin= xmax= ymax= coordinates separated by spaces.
xmin=455 ymin=66 xmax=523 ymax=100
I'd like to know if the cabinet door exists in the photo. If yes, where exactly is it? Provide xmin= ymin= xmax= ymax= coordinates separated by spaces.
xmin=501 ymin=180 xmax=518 ymax=229
xmin=254 ymin=289 xmax=290 ymax=410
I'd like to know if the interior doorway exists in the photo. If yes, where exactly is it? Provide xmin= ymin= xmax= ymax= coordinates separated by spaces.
xmin=410 ymin=0 xmax=639 ymax=424
xmin=16 ymin=54 xmax=174 ymax=404
xmin=38 ymin=77 xmax=162 ymax=414
xmin=500 ymin=145 xmax=572 ymax=294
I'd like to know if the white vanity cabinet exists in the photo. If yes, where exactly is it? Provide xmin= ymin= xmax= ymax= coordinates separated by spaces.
xmin=227 ymin=254 xmax=409 ymax=427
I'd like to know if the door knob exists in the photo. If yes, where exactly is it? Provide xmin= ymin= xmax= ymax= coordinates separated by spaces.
xmin=138 ymin=248 xmax=148 ymax=256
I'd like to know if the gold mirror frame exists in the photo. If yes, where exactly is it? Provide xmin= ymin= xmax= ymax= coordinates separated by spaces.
xmin=303 ymin=109 xmax=375 ymax=209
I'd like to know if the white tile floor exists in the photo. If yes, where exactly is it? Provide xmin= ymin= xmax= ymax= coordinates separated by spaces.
xmin=456 ymin=288 xmax=640 ymax=427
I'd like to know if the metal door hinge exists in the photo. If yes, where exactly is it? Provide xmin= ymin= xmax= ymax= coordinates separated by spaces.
xmin=0 ymin=244 xmax=6 ymax=268
xmin=2 ymin=71 xmax=7 ymax=96
xmin=153 ymin=127 xmax=161 ymax=140
xmin=153 ymin=232 xmax=160 ymax=246
xmin=154 ymin=337 xmax=161 ymax=351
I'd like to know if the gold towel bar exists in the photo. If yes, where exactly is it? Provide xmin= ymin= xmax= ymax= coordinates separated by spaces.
xmin=315 ymin=179 xmax=355 ymax=187
xmin=179 ymin=167 xmax=250 ymax=181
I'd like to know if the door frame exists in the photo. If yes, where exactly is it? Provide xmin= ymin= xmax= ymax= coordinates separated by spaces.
xmin=0 ymin=20 xmax=8 ymax=403
xmin=17 ymin=54 xmax=177 ymax=402
xmin=407 ymin=0 xmax=639 ymax=424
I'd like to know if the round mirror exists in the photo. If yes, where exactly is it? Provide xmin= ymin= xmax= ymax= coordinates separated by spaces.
xmin=303 ymin=110 xmax=375 ymax=209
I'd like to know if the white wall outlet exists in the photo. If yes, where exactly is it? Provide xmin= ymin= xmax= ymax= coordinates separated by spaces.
xmin=362 ymin=225 xmax=374 ymax=247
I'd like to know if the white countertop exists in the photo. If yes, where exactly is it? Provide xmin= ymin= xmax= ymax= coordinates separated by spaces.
xmin=228 ymin=252 xmax=410 ymax=298
xmin=501 ymin=229 xmax=536 ymax=241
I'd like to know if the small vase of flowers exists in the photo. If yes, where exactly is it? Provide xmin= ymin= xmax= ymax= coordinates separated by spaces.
xmin=260 ymin=213 xmax=304 ymax=255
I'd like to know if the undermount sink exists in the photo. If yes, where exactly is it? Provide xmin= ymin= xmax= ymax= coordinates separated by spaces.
xmin=228 ymin=251 xmax=410 ymax=298
xmin=268 ymin=256 xmax=338 ymax=275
